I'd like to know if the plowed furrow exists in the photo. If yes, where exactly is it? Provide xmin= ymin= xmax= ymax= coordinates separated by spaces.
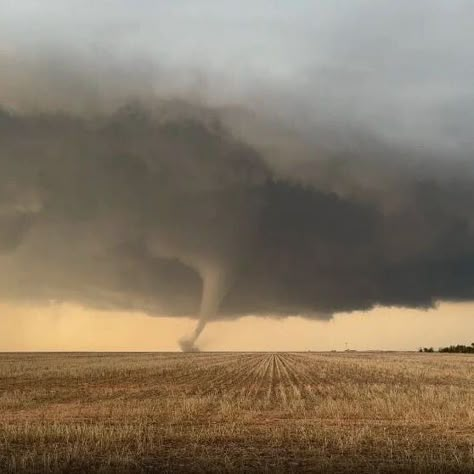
xmin=189 ymin=354 xmax=262 ymax=395
xmin=122 ymin=353 xmax=247 ymax=398
xmin=281 ymin=353 xmax=319 ymax=399
xmin=264 ymin=355 xmax=278 ymax=402
xmin=276 ymin=354 xmax=302 ymax=400
xmin=199 ymin=354 xmax=265 ymax=396
xmin=282 ymin=353 xmax=324 ymax=399
xmin=167 ymin=354 xmax=245 ymax=386
xmin=227 ymin=354 xmax=270 ymax=396
xmin=273 ymin=354 xmax=289 ymax=405
xmin=239 ymin=354 xmax=269 ymax=398
xmin=142 ymin=354 xmax=250 ymax=396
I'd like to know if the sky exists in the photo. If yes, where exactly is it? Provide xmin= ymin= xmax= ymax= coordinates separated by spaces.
xmin=0 ymin=1 xmax=473 ymax=351
xmin=1 ymin=301 xmax=473 ymax=352
xmin=2 ymin=0 xmax=474 ymax=151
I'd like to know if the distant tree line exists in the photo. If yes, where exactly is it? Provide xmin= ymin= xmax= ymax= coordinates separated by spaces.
xmin=419 ymin=343 xmax=474 ymax=353
xmin=439 ymin=343 xmax=474 ymax=353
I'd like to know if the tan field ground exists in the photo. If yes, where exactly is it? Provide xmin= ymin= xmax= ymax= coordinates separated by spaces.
xmin=0 ymin=352 xmax=472 ymax=473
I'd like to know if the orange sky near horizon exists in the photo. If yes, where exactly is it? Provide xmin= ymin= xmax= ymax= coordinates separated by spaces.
xmin=0 ymin=301 xmax=472 ymax=352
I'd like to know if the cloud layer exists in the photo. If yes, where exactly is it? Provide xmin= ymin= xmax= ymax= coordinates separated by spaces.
xmin=1 ymin=101 xmax=474 ymax=321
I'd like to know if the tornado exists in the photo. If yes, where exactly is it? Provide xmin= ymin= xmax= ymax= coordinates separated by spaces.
xmin=179 ymin=265 xmax=229 ymax=352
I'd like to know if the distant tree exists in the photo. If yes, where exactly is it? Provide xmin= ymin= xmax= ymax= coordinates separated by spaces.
xmin=439 ymin=343 xmax=474 ymax=354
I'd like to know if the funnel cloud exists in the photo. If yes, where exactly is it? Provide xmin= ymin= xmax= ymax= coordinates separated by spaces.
xmin=1 ymin=1 xmax=474 ymax=349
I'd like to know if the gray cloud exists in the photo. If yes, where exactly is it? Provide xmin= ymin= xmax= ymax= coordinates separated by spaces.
xmin=1 ymin=102 xmax=473 ymax=319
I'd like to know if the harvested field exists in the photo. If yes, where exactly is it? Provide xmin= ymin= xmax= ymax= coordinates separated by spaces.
xmin=0 ymin=352 xmax=472 ymax=473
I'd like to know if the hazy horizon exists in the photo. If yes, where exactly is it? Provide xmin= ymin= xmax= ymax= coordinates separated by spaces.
xmin=1 ymin=301 xmax=473 ymax=352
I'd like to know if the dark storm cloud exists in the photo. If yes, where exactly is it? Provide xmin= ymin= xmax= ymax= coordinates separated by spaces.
xmin=1 ymin=102 xmax=474 ymax=322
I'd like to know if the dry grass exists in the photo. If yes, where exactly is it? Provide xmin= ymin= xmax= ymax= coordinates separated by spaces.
xmin=0 ymin=352 xmax=472 ymax=473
